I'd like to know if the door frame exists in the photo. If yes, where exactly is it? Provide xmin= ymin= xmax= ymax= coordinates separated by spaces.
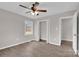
xmin=72 ymin=12 xmax=78 ymax=55
xmin=37 ymin=20 xmax=49 ymax=43
xmin=59 ymin=14 xmax=78 ymax=55
xmin=59 ymin=16 xmax=73 ymax=45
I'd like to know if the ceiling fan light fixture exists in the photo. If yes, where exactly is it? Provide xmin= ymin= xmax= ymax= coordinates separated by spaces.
xmin=31 ymin=12 xmax=35 ymax=15
xmin=35 ymin=11 xmax=39 ymax=16
xmin=35 ymin=11 xmax=38 ymax=14
xmin=31 ymin=11 xmax=39 ymax=16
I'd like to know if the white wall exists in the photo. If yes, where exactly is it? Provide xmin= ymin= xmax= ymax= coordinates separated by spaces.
xmin=0 ymin=9 xmax=35 ymax=49
xmin=61 ymin=18 xmax=73 ymax=41
xmin=35 ymin=10 xmax=76 ymax=45
xmin=40 ymin=21 xmax=47 ymax=40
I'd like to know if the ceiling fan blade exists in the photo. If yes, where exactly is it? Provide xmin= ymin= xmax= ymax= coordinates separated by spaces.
xmin=34 ymin=2 xmax=39 ymax=6
xmin=19 ymin=5 xmax=31 ymax=10
xmin=37 ymin=10 xmax=47 ymax=12
xmin=25 ymin=11 xmax=31 ymax=14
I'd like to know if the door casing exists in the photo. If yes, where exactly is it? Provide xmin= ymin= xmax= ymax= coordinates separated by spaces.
xmin=59 ymin=14 xmax=78 ymax=55
xmin=37 ymin=20 xmax=49 ymax=43
xmin=59 ymin=16 xmax=73 ymax=45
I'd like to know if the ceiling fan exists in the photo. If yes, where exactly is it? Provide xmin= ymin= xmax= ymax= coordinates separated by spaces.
xmin=19 ymin=2 xmax=47 ymax=16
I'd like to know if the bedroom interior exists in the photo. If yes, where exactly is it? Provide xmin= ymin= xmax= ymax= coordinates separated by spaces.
xmin=0 ymin=2 xmax=79 ymax=57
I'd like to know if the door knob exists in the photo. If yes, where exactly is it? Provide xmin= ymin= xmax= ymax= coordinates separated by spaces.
xmin=74 ymin=34 xmax=77 ymax=36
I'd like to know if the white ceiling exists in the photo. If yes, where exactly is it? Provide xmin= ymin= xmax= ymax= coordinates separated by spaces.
xmin=0 ymin=2 xmax=79 ymax=19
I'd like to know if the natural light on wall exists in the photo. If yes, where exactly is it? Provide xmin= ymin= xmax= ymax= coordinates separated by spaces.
xmin=24 ymin=20 xmax=33 ymax=35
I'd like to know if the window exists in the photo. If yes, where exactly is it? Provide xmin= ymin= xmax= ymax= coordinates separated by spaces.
xmin=25 ymin=20 xmax=33 ymax=35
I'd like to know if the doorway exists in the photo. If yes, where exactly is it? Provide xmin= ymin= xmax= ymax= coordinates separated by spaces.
xmin=61 ymin=17 xmax=73 ymax=48
xmin=59 ymin=12 xmax=78 ymax=55
xmin=38 ymin=20 xmax=48 ymax=43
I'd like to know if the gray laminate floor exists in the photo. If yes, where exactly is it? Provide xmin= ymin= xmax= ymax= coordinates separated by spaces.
xmin=0 ymin=40 xmax=77 ymax=57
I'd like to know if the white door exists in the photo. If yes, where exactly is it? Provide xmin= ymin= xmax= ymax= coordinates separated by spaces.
xmin=72 ymin=12 xmax=77 ymax=54
xmin=39 ymin=21 xmax=48 ymax=41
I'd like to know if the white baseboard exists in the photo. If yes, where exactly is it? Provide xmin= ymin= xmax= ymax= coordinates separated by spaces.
xmin=61 ymin=39 xmax=72 ymax=42
xmin=78 ymin=52 xmax=79 ymax=56
xmin=73 ymin=50 xmax=78 ymax=55
xmin=34 ymin=38 xmax=39 ymax=41
xmin=0 ymin=39 xmax=33 ymax=50
xmin=48 ymin=41 xmax=60 ymax=46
